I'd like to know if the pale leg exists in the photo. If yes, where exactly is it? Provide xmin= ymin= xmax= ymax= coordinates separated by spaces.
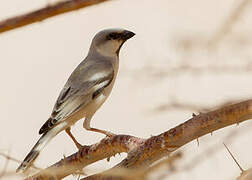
xmin=83 ymin=117 xmax=115 ymax=137
xmin=65 ymin=127 xmax=83 ymax=150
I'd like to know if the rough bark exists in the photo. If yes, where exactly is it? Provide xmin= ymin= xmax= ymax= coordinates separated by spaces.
xmin=25 ymin=99 xmax=252 ymax=180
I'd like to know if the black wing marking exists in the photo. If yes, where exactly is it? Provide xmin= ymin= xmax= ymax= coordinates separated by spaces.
xmin=38 ymin=85 xmax=81 ymax=135
xmin=92 ymin=75 xmax=113 ymax=99
xmin=54 ymin=86 xmax=78 ymax=111
xmin=39 ymin=117 xmax=57 ymax=134
xmin=58 ymin=86 xmax=71 ymax=105
xmin=39 ymin=86 xmax=73 ymax=134
xmin=39 ymin=62 xmax=114 ymax=135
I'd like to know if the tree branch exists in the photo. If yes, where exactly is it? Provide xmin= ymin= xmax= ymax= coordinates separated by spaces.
xmin=25 ymin=135 xmax=144 ymax=180
xmin=25 ymin=99 xmax=252 ymax=180
xmin=208 ymin=0 xmax=251 ymax=46
xmin=82 ymin=100 xmax=252 ymax=180
xmin=0 ymin=0 xmax=111 ymax=34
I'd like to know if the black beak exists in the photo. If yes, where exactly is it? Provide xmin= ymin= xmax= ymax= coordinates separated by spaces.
xmin=122 ymin=30 xmax=135 ymax=40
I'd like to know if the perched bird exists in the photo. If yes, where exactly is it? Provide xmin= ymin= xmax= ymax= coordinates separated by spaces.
xmin=16 ymin=28 xmax=135 ymax=173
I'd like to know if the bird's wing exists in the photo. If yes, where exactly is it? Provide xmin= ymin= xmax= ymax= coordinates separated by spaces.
xmin=39 ymin=60 xmax=114 ymax=134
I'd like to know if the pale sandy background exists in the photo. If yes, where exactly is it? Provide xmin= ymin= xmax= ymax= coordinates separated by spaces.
xmin=1 ymin=0 xmax=252 ymax=179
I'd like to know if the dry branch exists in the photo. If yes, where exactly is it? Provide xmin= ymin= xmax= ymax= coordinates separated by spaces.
xmin=126 ymin=63 xmax=252 ymax=80
xmin=25 ymin=136 xmax=144 ymax=180
xmin=208 ymin=0 xmax=251 ymax=46
xmin=25 ymin=99 xmax=252 ymax=180
xmin=0 ymin=0 xmax=111 ymax=34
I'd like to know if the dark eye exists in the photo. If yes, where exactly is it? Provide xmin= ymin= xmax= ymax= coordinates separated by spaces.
xmin=107 ymin=33 xmax=120 ymax=40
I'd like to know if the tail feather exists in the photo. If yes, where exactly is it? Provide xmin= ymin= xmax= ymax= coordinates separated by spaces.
xmin=16 ymin=149 xmax=40 ymax=173
xmin=39 ymin=117 xmax=56 ymax=135
xmin=16 ymin=122 xmax=67 ymax=173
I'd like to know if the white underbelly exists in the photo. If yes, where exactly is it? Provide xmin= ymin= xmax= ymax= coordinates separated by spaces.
xmin=67 ymin=93 xmax=107 ymax=125
xmin=67 ymin=65 xmax=118 ymax=123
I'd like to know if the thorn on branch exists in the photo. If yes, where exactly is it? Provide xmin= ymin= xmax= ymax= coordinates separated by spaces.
xmin=197 ymin=138 xmax=200 ymax=147
xmin=24 ymin=99 xmax=252 ymax=180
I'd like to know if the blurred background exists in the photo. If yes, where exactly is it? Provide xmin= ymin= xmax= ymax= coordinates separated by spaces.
xmin=1 ymin=0 xmax=252 ymax=179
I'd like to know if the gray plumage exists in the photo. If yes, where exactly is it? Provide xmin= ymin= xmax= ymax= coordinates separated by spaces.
xmin=17 ymin=28 xmax=135 ymax=173
xmin=39 ymin=58 xmax=114 ymax=134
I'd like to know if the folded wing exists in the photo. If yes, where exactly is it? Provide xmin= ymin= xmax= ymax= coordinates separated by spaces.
xmin=39 ymin=60 xmax=114 ymax=134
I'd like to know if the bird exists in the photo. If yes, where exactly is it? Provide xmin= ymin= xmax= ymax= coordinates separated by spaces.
xmin=16 ymin=28 xmax=135 ymax=173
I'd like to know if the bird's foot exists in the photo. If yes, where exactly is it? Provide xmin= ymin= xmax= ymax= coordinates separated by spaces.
xmin=75 ymin=142 xmax=90 ymax=151
xmin=76 ymin=143 xmax=84 ymax=150
xmin=104 ymin=131 xmax=116 ymax=138
xmin=88 ymin=127 xmax=115 ymax=138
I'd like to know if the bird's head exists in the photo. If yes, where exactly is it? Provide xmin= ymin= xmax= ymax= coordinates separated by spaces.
xmin=89 ymin=28 xmax=135 ymax=57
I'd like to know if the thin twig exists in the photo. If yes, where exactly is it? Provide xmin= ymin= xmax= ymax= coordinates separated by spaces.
xmin=0 ymin=152 xmax=41 ymax=171
xmin=125 ymin=63 xmax=252 ymax=79
xmin=208 ymin=0 xmax=251 ymax=46
xmin=223 ymin=143 xmax=244 ymax=172
xmin=0 ymin=0 xmax=112 ymax=34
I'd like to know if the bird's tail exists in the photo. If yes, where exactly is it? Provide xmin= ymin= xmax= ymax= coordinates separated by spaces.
xmin=16 ymin=122 xmax=67 ymax=173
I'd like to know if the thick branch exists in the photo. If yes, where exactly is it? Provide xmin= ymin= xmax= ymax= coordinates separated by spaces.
xmin=25 ymin=135 xmax=144 ymax=180
xmin=120 ymin=100 xmax=252 ymax=168
xmin=0 ymin=0 xmax=111 ymax=34
xmin=26 ymin=100 xmax=252 ymax=180
xmin=83 ymin=100 xmax=252 ymax=180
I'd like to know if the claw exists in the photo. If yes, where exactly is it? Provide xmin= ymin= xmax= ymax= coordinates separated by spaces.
xmin=105 ymin=131 xmax=115 ymax=138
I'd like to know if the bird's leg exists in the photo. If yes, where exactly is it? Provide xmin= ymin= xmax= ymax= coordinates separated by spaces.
xmin=65 ymin=127 xmax=83 ymax=150
xmin=83 ymin=117 xmax=115 ymax=137
xmin=87 ymin=127 xmax=115 ymax=137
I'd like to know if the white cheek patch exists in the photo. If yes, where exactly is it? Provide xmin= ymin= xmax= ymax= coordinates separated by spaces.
xmin=96 ymin=41 xmax=122 ymax=57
